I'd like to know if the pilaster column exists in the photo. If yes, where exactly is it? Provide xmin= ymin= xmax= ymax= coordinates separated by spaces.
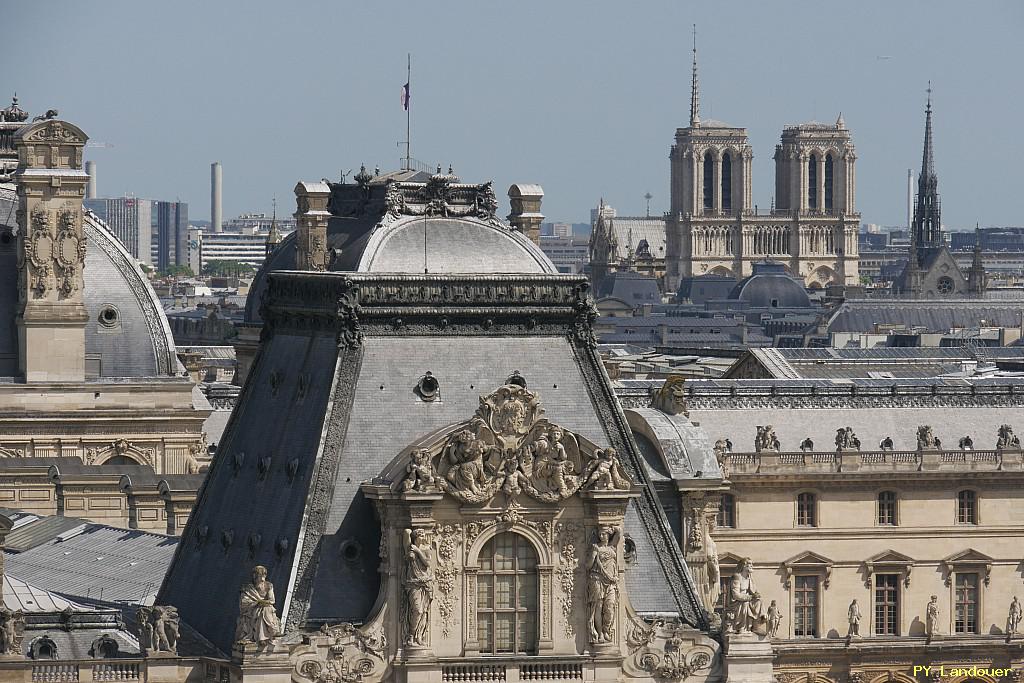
xmin=798 ymin=153 xmax=808 ymax=213
xmin=694 ymin=150 xmax=704 ymax=216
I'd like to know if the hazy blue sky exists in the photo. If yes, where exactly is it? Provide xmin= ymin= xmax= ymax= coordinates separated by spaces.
xmin=8 ymin=1 xmax=1023 ymax=228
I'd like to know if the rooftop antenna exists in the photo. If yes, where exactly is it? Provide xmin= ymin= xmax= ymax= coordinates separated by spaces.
xmin=644 ymin=192 xmax=653 ymax=218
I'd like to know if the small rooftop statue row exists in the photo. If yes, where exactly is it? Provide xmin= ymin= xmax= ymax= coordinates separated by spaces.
xmin=719 ymin=423 xmax=1022 ymax=455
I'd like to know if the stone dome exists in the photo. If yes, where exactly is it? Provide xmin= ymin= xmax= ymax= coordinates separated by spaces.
xmin=728 ymin=260 xmax=811 ymax=308
xmin=0 ymin=182 xmax=178 ymax=378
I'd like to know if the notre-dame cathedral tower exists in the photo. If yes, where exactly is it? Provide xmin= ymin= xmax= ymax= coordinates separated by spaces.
xmin=665 ymin=38 xmax=860 ymax=292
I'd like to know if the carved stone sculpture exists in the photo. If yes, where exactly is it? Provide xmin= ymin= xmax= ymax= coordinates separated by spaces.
xmin=704 ymin=518 xmax=721 ymax=610
xmin=137 ymin=605 xmax=179 ymax=654
xmin=583 ymin=448 xmax=631 ymax=491
xmin=879 ymin=436 xmax=894 ymax=451
xmin=402 ymin=528 xmax=434 ymax=646
xmin=917 ymin=426 xmax=940 ymax=450
xmin=236 ymin=565 xmax=281 ymax=649
xmin=799 ymin=438 xmax=814 ymax=453
xmin=754 ymin=426 xmax=779 ymax=453
xmin=1008 ymin=596 xmax=1021 ymax=641
xmin=0 ymin=607 xmax=25 ymax=656
xmin=586 ymin=526 xmax=621 ymax=644
xmin=847 ymin=599 xmax=861 ymax=637
xmin=401 ymin=449 xmax=437 ymax=492
xmin=650 ymin=376 xmax=689 ymax=417
xmin=959 ymin=435 xmax=974 ymax=450
xmin=997 ymin=425 xmax=1021 ymax=450
xmin=835 ymin=427 xmax=860 ymax=451
xmin=728 ymin=558 xmax=766 ymax=635
xmin=925 ymin=595 xmax=939 ymax=639
xmin=766 ymin=600 xmax=782 ymax=638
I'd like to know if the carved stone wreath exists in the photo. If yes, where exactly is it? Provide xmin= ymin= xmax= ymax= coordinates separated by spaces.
xmin=394 ymin=382 xmax=632 ymax=504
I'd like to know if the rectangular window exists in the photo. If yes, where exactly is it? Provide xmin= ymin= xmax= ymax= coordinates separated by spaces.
xmin=955 ymin=573 xmax=979 ymax=634
xmin=794 ymin=575 xmax=819 ymax=637
xmin=878 ymin=491 xmax=897 ymax=525
xmin=874 ymin=574 xmax=899 ymax=635
xmin=717 ymin=495 xmax=735 ymax=528
xmin=957 ymin=490 xmax=977 ymax=525
xmin=797 ymin=493 xmax=817 ymax=527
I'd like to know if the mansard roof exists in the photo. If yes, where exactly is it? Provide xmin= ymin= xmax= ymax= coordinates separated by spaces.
xmin=161 ymin=271 xmax=707 ymax=654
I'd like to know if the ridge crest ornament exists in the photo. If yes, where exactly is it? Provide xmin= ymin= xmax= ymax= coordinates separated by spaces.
xmin=394 ymin=381 xmax=633 ymax=504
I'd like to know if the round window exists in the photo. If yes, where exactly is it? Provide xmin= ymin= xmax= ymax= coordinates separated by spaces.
xmin=98 ymin=305 xmax=120 ymax=328
xmin=936 ymin=276 xmax=955 ymax=296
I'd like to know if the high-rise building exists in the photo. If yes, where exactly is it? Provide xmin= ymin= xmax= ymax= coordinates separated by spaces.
xmin=84 ymin=196 xmax=153 ymax=266
xmin=154 ymin=200 xmax=189 ymax=271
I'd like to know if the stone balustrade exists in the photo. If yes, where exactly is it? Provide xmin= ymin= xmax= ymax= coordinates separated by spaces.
xmin=724 ymin=448 xmax=1024 ymax=475
xmin=440 ymin=659 xmax=589 ymax=683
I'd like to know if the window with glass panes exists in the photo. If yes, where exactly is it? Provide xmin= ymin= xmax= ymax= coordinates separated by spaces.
xmin=793 ymin=575 xmax=819 ymax=637
xmin=797 ymin=492 xmax=817 ymax=527
xmin=874 ymin=574 xmax=899 ymax=635
xmin=954 ymin=573 xmax=979 ymax=634
xmin=476 ymin=532 xmax=538 ymax=654
xmin=957 ymin=490 xmax=977 ymax=525
xmin=878 ymin=491 xmax=897 ymax=525
xmin=718 ymin=494 xmax=735 ymax=528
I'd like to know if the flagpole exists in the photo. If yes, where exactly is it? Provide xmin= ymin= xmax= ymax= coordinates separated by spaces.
xmin=405 ymin=53 xmax=411 ymax=171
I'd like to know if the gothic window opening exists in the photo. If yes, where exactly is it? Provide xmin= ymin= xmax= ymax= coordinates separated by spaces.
xmin=793 ymin=575 xmax=819 ymax=637
xmin=954 ymin=573 xmax=979 ymax=634
xmin=874 ymin=574 xmax=900 ymax=635
xmin=808 ymin=155 xmax=818 ymax=209
xmin=721 ymin=152 xmax=732 ymax=212
xmin=718 ymin=494 xmax=736 ymax=528
xmin=957 ymin=490 xmax=977 ymax=525
xmin=878 ymin=491 xmax=898 ymax=526
xmin=477 ymin=532 xmax=539 ymax=655
xmin=824 ymin=154 xmax=834 ymax=210
xmin=797 ymin=492 xmax=817 ymax=527
xmin=703 ymin=151 xmax=714 ymax=212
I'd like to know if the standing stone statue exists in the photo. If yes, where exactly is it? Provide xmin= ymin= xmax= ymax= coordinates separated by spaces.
xmin=925 ymin=595 xmax=939 ymax=640
xmin=235 ymin=565 xmax=281 ymax=649
xmin=766 ymin=600 xmax=782 ymax=638
xmin=847 ymin=599 xmax=861 ymax=637
xmin=586 ymin=526 xmax=621 ymax=644
xmin=1008 ymin=597 xmax=1022 ymax=641
xmin=137 ymin=605 xmax=179 ymax=654
xmin=728 ymin=558 xmax=767 ymax=635
xmin=402 ymin=528 xmax=434 ymax=646
xmin=0 ymin=607 xmax=24 ymax=656
xmin=704 ymin=517 xmax=721 ymax=610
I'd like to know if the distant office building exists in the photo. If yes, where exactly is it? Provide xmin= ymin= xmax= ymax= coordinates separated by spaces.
xmin=550 ymin=222 xmax=572 ymax=237
xmin=84 ymin=197 xmax=153 ymax=265
xmin=191 ymin=227 xmax=293 ymax=272
xmin=223 ymin=212 xmax=297 ymax=234
xmin=154 ymin=200 xmax=189 ymax=270
xmin=539 ymin=234 xmax=589 ymax=273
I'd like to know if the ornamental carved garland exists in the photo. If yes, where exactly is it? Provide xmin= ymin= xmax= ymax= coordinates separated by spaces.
xmin=293 ymin=622 xmax=387 ymax=683
xmin=556 ymin=521 xmax=583 ymax=638
xmin=625 ymin=615 xmax=715 ymax=682
xmin=22 ymin=204 xmax=85 ymax=301
xmin=397 ymin=383 xmax=633 ymax=503
xmin=433 ymin=524 xmax=461 ymax=638
xmin=27 ymin=206 xmax=53 ymax=298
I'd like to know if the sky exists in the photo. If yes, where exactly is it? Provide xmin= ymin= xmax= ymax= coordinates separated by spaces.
xmin=7 ymin=1 xmax=1024 ymax=229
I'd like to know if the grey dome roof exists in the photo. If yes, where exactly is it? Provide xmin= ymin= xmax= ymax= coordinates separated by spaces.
xmin=729 ymin=261 xmax=811 ymax=308
xmin=0 ymin=184 xmax=178 ymax=378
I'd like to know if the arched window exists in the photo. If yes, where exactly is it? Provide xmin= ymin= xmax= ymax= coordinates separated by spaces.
xmin=721 ymin=152 xmax=732 ymax=212
xmin=797 ymin=492 xmax=817 ymax=527
xmin=718 ymin=494 xmax=735 ymax=528
xmin=877 ymin=491 xmax=897 ymax=526
xmin=824 ymin=154 xmax=834 ymax=210
xmin=105 ymin=455 xmax=139 ymax=466
xmin=477 ymin=532 xmax=538 ymax=654
xmin=807 ymin=154 xmax=818 ymax=209
xmin=957 ymin=490 xmax=977 ymax=525
xmin=703 ymin=151 xmax=714 ymax=212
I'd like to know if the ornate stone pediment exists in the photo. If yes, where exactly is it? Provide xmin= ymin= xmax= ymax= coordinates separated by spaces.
xmin=864 ymin=550 xmax=914 ymax=588
xmin=389 ymin=381 xmax=633 ymax=504
xmin=383 ymin=175 xmax=500 ymax=223
xmin=782 ymin=551 xmax=834 ymax=589
xmin=942 ymin=548 xmax=993 ymax=586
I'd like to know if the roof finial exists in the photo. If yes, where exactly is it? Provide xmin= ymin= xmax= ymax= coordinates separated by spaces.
xmin=690 ymin=24 xmax=700 ymax=128
xmin=926 ymin=80 xmax=932 ymax=113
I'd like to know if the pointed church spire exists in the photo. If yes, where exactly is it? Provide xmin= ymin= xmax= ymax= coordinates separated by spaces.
xmin=265 ymin=197 xmax=282 ymax=257
xmin=912 ymin=82 xmax=942 ymax=250
xmin=690 ymin=24 xmax=701 ymax=128
xmin=969 ymin=222 xmax=986 ymax=296
xmin=921 ymin=82 xmax=936 ymax=180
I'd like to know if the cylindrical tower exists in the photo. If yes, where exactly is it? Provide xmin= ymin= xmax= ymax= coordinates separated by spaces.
xmin=211 ymin=161 xmax=222 ymax=233
xmin=85 ymin=160 xmax=97 ymax=199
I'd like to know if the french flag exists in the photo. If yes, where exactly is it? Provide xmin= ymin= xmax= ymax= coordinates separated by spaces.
xmin=401 ymin=82 xmax=410 ymax=111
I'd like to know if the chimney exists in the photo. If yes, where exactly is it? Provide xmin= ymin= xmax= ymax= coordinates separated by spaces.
xmin=507 ymin=184 xmax=544 ymax=245
xmin=294 ymin=181 xmax=331 ymax=271
xmin=211 ymin=162 xmax=223 ymax=233
xmin=14 ymin=119 xmax=90 ymax=381
xmin=85 ymin=160 xmax=97 ymax=199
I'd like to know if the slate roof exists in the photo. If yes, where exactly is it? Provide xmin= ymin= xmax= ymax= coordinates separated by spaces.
xmin=828 ymin=299 xmax=1024 ymax=333
xmin=5 ymin=524 xmax=178 ymax=605
xmin=606 ymin=217 xmax=667 ymax=262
